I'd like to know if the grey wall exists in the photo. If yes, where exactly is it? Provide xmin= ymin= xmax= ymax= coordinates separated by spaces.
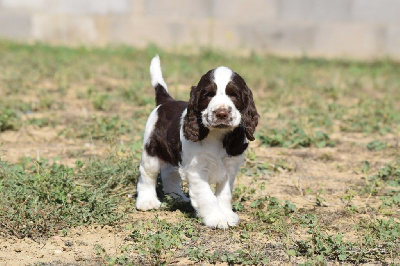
xmin=1 ymin=0 xmax=400 ymax=60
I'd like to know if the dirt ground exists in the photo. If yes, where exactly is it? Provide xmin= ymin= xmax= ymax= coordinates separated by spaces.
xmin=1 ymin=119 xmax=399 ymax=264
xmin=0 ymin=49 xmax=399 ymax=264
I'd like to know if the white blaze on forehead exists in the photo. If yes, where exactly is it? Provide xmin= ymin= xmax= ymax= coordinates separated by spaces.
xmin=213 ymin=66 xmax=233 ymax=95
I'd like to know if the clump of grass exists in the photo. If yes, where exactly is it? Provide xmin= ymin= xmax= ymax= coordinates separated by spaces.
xmin=129 ymin=218 xmax=199 ymax=264
xmin=258 ymin=124 xmax=334 ymax=148
xmin=361 ymin=160 xmax=400 ymax=196
xmin=0 ymin=106 xmax=20 ymax=131
xmin=25 ymin=117 xmax=57 ymax=128
xmin=366 ymin=140 xmax=387 ymax=151
xmin=61 ymin=115 xmax=138 ymax=140
xmin=250 ymin=196 xmax=297 ymax=224
xmin=340 ymin=99 xmax=400 ymax=134
xmin=0 ymin=155 xmax=138 ymax=239
xmin=292 ymin=213 xmax=400 ymax=263
xmin=186 ymin=247 xmax=269 ymax=265
xmin=294 ymin=213 xmax=360 ymax=263
xmin=92 ymin=94 xmax=112 ymax=111
xmin=97 ymin=217 xmax=269 ymax=265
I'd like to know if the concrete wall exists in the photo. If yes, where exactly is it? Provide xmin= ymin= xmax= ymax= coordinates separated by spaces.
xmin=1 ymin=0 xmax=400 ymax=60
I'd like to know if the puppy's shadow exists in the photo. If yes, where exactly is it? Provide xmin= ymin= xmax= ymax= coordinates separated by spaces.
xmin=155 ymin=174 xmax=196 ymax=218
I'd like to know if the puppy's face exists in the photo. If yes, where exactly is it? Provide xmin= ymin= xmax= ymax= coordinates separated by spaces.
xmin=198 ymin=67 xmax=242 ymax=129
xmin=183 ymin=67 xmax=259 ymax=142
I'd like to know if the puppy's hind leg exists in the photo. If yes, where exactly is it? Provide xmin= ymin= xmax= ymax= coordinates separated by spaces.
xmin=161 ymin=164 xmax=189 ymax=202
xmin=136 ymin=151 xmax=162 ymax=211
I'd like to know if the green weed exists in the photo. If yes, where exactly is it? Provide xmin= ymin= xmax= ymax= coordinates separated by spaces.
xmin=0 ymin=106 xmax=20 ymax=131
xmin=258 ymin=124 xmax=334 ymax=148
xmin=250 ymin=196 xmax=296 ymax=224
xmin=367 ymin=140 xmax=387 ymax=151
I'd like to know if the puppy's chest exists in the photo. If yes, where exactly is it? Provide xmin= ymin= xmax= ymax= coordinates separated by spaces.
xmin=181 ymin=140 xmax=231 ymax=183
xmin=202 ymin=154 xmax=230 ymax=184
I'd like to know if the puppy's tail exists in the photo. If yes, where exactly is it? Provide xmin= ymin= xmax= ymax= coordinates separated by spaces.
xmin=150 ymin=55 xmax=174 ymax=106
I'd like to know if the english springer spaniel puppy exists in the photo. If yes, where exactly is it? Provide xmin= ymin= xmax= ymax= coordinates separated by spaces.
xmin=136 ymin=55 xmax=259 ymax=229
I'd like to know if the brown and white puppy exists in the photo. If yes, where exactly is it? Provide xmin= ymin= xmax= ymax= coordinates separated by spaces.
xmin=136 ymin=55 xmax=259 ymax=228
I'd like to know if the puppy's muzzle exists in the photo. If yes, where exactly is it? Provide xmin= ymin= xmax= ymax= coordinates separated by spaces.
xmin=212 ymin=108 xmax=233 ymax=128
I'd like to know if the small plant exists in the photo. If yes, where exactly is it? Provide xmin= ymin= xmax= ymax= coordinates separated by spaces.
xmin=258 ymin=124 xmax=334 ymax=148
xmin=361 ymin=161 xmax=400 ymax=196
xmin=0 ymin=106 xmax=20 ymax=131
xmin=185 ymin=247 xmax=219 ymax=264
xmin=250 ymin=196 xmax=297 ymax=223
xmin=366 ymin=140 xmax=387 ymax=151
xmin=315 ymin=189 xmax=327 ymax=207
xmin=92 ymin=94 xmax=111 ymax=111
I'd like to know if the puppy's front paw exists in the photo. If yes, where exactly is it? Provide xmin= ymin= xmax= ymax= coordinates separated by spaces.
xmin=136 ymin=195 xmax=161 ymax=211
xmin=202 ymin=212 xmax=231 ymax=229
xmin=225 ymin=211 xmax=239 ymax=226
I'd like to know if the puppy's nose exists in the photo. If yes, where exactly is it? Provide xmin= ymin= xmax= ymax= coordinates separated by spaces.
xmin=215 ymin=108 xmax=229 ymax=120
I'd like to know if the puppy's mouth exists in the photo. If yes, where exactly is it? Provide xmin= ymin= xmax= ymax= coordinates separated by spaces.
xmin=214 ymin=124 xmax=230 ymax=128
xmin=211 ymin=121 xmax=234 ymax=129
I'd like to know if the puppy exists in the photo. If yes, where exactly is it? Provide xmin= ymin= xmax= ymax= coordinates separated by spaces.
xmin=136 ymin=55 xmax=259 ymax=228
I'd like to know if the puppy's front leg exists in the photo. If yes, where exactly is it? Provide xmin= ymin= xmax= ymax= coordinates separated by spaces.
xmin=215 ymin=156 xmax=244 ymax=226
xmin=215 ymin=177 xmax=239 ymax=226
xmin=187 ymin=173 xmax=230 ymax=229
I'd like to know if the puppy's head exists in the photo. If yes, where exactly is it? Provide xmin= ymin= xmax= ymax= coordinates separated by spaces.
xmin=183 ymin=67 xmax=259 ymax=142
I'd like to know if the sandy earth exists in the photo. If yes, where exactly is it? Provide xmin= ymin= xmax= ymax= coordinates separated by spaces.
xmin=0 ymin=83 xmax=399 ymax=264
xmin=1 ymin=121 xmax=399 ymax=265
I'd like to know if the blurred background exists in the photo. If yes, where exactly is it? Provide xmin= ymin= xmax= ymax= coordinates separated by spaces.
xmin=1 ymin=0 xmax=400 ymax=60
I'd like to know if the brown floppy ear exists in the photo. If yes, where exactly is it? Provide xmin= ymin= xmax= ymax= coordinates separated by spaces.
xmin=241 ymin=85 xmax=259 ymax=141
xmin=183 ymin=86 xmax=209 ymax=142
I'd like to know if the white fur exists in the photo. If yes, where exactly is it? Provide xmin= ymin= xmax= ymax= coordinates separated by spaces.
xmin=150 ymin=55 xmax=168 ymax=90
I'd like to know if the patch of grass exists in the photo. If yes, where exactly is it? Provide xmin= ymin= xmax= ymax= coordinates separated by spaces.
xmin=359 ymin=218 xmax=400 ymax=260
xmin=0 ymin=155 xmax=138 ymax=239
xmin=367 ymin=140 xmax=387 ymax=151
xmin=61 ymin=114 xmax=140 ymax=140
xmin=250 ymin=196 xmax=297 ymax=224
xmin=94 ymin=217 xmax=202 ymax=265
xmin=186 ymin=247 xmax=269 ymax=265
xmin=0 ymin=106 xmax=20 ymax=131
xmin=258 ymin=124 xmax=334 ymax=148
xmin=240 ymin=153 xmax=294 ymax=178
xmin=340 ymin=99 xmax=400 ymax=134
xmin=26 ymin=116 xmax=58 ymax=127
xmin=293 ymin=214 xmax=400 ymax=263
xmin=294 ymin=214 xmax=360 ymax=263
xmin=361 ymin=160 xmax=400 ymax=196
xmin=91 ymin=94 xmax=112 ymax=111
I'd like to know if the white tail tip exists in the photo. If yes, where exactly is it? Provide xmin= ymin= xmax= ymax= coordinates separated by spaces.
xmin=150 ymin=55 xmax=168 ymax=91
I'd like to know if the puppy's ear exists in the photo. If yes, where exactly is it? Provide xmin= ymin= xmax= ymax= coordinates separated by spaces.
xmin=241 ymin=85 xmax=259 ymax=141
xmin=183 ymin=86 xmax=209 ymax=142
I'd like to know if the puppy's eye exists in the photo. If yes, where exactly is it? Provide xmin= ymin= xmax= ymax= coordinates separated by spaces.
xmin=229 ymin=92 xmax=238 ymax=98
xmin=204 ymin=92 xmax=215 ymax=98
